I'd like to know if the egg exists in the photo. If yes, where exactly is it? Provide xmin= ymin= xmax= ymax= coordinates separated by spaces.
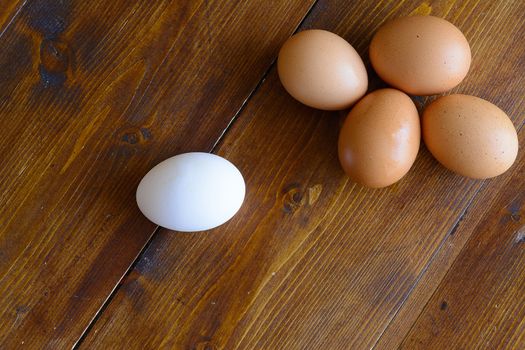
xmin=136 ymin=153 xmax=245 ymax=232
xmin=277 ymin=29 xmax=368 ymax=110
xmin=423 ymin=94 xmax=518 ymax=179
xmin=370 ymin=15 xmax=471 ymax=95
xmin=338 ymin=88 xmax=420 ymax=188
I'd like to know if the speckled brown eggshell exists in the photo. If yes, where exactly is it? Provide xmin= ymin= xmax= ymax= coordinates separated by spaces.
xmin=338 ymin=88 xmax=421 ymax=188
xmin=277 ymin=29 xmax=368 ymax=110
xmin=370 ymin=15 xmax=471 ymax=95
xmin=423 ymin=94 xmax=518 ymax=179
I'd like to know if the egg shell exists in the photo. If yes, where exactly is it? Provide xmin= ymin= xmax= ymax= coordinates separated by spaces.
xmin=277 ymin=29 xmax=368 ymax=110
xmin=422 ymin=94 xmax=518 ymax=179
xmin=338 ymin=88 xmax=421 ymax=188
xmin=370 ymin=15 xmax=471 ymax=95
xmin=136 ymin=152 xmax=245 ymax=232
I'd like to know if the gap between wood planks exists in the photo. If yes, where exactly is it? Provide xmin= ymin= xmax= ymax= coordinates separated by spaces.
xmin=72 ymin=3 xmax=525 ymax=347
xmin=71 ymin=1 xmax=321 ymax=348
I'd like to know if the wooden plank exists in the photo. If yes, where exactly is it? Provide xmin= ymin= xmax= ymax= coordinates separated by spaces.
xmin=0 ymin=0 xmax=315 ymax=348
xmin=79 ymin=0 xmax=525 ymax=349
xmin=0 ymin=0 xmax=25 ymax=36
xmin=400 ymin=131 xmax=525 ymax=349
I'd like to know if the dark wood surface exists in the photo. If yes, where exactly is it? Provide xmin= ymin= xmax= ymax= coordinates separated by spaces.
xmin=80 ymin=0 xmax=525 ymax=349
xmin=0 ymin=0 xmax=314 ymax=348
xmin=401 ymin=132 xmax=525 ymax=349
xmin=1 ymin=0 xmax=524 ymax=349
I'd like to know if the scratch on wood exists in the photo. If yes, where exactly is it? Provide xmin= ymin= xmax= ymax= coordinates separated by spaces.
xmin=0 ymin=0 xmax=29 ymax=41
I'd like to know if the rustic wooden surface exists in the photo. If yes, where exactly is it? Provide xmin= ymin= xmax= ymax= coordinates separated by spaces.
xmin=0 ymin=0 xmax=314 ymax=348
xmin=1 ymin=0 xmax=524 ymax=349
xmin=400 ymin=133 xmax=525 ymax=349
xmin=77 ymin=0 xmax=525 ymax=349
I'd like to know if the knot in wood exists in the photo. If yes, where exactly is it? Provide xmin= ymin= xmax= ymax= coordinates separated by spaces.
xmin=282 ymin=183 xmax=304 ymax=214
xmin=121 ymin=128 xmax=152 ymax=145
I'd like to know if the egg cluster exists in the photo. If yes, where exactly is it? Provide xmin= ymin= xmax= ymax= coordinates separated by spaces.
xmin=277 ymin=16 xmax=518 ymax=188
xmin=136 ymin=15 xmax=519 ymax=233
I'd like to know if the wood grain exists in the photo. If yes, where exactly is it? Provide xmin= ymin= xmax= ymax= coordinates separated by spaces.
xmin=79 ymin=0 xmax=525 ymax=349
xmin=0 ymin=0 xmax=314 ymax=348
xmin=401 ymin=132 xmax=525 ymax=349
xmin=0 ymin=0 xmax=25 ymax=36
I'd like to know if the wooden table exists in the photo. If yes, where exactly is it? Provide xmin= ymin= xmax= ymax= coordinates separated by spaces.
xmin=1 ymin=0 xmax=524 ymax=348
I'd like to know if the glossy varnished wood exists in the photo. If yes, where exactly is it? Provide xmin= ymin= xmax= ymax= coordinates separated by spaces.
xmin=79 ymin=1 xmax=525 ymax=349
xmin=0 ymin=0 xmax=314 ymax=347
xmin=401 ymin=132 xmax=525 ymax=349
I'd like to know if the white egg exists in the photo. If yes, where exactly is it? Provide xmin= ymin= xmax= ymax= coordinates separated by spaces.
xmin=136 ymin=152 xmax=245 ymax=232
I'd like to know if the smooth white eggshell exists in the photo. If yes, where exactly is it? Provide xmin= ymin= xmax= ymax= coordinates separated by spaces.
xmin=136 ymin=152 xmax=245 ymax=232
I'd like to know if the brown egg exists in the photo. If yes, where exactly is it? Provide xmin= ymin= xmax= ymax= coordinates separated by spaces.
xmin=277 ymin=29 xmax=368 ymax=110
xmin=423 ymin=94 xmax=518 ymax=179
xmin=338 ymin=88 xmax=420 ymax=188
xmin=370 ymin=16 xmax=471 ymax=95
